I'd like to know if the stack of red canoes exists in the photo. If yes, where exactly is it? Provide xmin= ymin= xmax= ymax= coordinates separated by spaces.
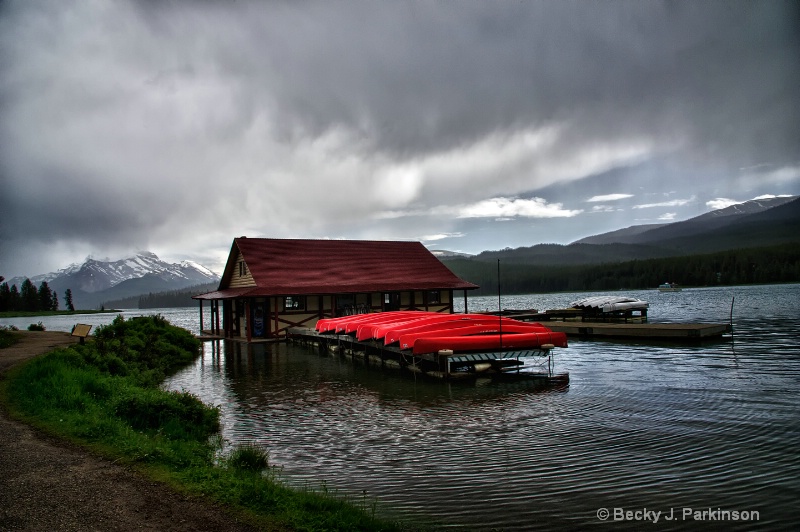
xmin=315 ymin=310 xmax=567 ymax=355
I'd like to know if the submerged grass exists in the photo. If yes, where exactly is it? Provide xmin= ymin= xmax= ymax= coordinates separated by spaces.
xmin=1 ymin=315 xmax=406 ymax=531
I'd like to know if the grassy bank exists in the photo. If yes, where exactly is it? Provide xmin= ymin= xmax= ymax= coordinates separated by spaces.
xmin=1 ymin=315 xmax=406 ymax=531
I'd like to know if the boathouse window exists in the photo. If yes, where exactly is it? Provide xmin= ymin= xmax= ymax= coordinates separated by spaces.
xmin=238 ymin=261 xmax=247 ymax=277
xmin=284 ymin=296 xmax=305 ymax=311
xmin=428 ymin=291 xmax=440 ymax=304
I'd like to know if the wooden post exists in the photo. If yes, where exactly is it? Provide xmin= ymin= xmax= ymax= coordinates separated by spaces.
xmin=439 ymin=349 xmax=453 ymax=377
xmin=198 ymin=300 xmax=204 ymax=336
xmin=245 ymin=299 xmax=252 ymax=342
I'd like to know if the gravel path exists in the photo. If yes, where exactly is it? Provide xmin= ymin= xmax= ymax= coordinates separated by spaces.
xmin=0 ymin=331 xmax=268 ymax=531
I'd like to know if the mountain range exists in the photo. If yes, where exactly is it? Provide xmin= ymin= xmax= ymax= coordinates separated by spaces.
xmin=7 ymin=252 xmax=220 ymax=309
xmin=458 ymin=195 xmax=800 ymax=265
xmin=6 ymin=196 xmax=798 ymax=309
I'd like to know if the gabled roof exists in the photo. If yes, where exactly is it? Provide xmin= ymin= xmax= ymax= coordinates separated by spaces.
xmin=195 ymin=238 xmax=478 ymax=299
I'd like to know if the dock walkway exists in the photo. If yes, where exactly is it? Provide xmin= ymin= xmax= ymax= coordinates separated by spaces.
xmin=543 ymin=321 xmax=731 ymax=340
xmin=287 ymin=327 xmax=568 ymax=384
xmin=481 ymin=310 xmax=731 ymax=341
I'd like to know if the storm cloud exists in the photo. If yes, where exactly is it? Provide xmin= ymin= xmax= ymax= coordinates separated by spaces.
xmin=1 ymin=0 xmax=798 ymax=276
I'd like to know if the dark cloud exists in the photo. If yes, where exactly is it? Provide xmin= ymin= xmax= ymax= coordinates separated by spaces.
xmin=1 ymin=0 xmax=798 ymax=276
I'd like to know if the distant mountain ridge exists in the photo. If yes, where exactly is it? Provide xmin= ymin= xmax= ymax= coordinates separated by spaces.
xmin=430 ymin=249 xmax=474 ymax=258
xmin=7 ymin=252 xmax=219 ymax=309
xmin=470 ymin=196 xmax=799 ymax=265
xmin=5 ymin=196 xmax=797 ymax=308
xmin=574 ymin=196 xmax=797 ymax=246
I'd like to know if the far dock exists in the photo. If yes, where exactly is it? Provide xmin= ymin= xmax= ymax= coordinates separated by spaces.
xmin=543 ymin=321 xmax=731 ymax=340
xmin=480 ymin=309 xmax=731 ymax=341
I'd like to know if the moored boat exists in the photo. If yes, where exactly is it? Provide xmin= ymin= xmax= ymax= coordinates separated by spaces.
xmin=398 ymin=322 xmax=551 ymax=350
xmin=380 ymin=314 xmax=542 ymax=344
xmin=411 ymin=330 xmax=568 ymax=355
xmin=316 ymin=310 xmax=434 ymax=334
xmin=570 ymin=295 xmax=649 ymax=312
xmin=295 ymin=310 xmax=571 ymax=385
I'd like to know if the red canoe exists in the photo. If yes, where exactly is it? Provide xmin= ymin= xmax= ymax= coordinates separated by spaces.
xmin=353 ymin=313 xmax=446 ymax=340
xmin=412 ymin=331 xmax=568 ymax=355
xmin=369 ymin=313 xmax=510 ymax=342
xmin=379 ymin=315 xmax=540 ymax=344
xmin=316 ymin=311 xmax=432 ymax=334
xmin=398 ymin=323 xmax=552 ymax=350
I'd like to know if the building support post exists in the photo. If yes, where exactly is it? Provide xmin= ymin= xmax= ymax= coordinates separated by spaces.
xmin=198 ymin=300 xmax=204 ymax=336
xmin=245 ymin=299 xmax=252 ymax=342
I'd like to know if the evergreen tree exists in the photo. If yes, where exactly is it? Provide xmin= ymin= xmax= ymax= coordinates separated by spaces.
xmin=65 ymin=288 xmax=75 ymax=311
xmin=51 ymin=290 xmax=59 ymax=311
xmin=0 ymin=282 xmax=10 ymax=312
xmin=38 ymin=281 xmax=53 ymax=312
xmin=9 ymin=285 xmax=21 ymax=311
xmin=20 ymin=279 xmax=39 ymax=311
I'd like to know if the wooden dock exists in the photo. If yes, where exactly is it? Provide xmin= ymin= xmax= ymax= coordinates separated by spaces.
xmin=543 ymin=321 xmax=731 ymax=340
xmin=287 ymin=327 xmax=569 ymax=385
xmin=480 ymin=310 xmax=731 ymax=341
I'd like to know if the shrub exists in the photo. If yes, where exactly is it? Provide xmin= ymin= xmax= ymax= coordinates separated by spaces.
xmin=27 ymin=322 xmax=45 ymax=331
xmin=113 ymin=388 xmax=220 ymax=441
xmin=93 ymin=314 xmax=200 ymax=382
xmin=227 ymin=443 xmax=270 ymax=473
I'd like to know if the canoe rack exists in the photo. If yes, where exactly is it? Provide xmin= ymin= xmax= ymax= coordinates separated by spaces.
xmin=288 ymin=327 xmax=568 ymax=386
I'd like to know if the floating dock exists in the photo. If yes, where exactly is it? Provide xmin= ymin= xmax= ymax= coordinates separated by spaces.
xmin=543 ymin=321 xmax=731 ymax=340
xmin=287 ymin=327 xmax=569 ymax=385
xmin=480 ymin=310 xmax=731 ymax=341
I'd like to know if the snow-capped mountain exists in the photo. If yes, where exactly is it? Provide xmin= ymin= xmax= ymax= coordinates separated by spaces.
xmin=430 ymin=249 xmax=474 ymax=259
xmin=574 ymin=195 xmax=797 ymax=245
xmin=9 ymin=252 xmax=219 ymax=293
xmin=698 ymin=195 xmax=797 ymax=219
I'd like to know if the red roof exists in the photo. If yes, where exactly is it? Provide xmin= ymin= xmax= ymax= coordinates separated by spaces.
xmin=194 ymin=238 xmax=478 ymax=299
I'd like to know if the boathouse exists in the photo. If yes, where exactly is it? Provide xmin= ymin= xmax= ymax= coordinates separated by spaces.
xmin=193 ymin=237 xmax=479 ymax=341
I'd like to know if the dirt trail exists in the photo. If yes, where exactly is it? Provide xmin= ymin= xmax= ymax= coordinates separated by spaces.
xmin=0 ymin=331 xmax=264 ymax=531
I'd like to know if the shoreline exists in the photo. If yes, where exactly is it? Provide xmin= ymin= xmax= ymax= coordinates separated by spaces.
xmin=0 ymin=331 xmax=264 ymax=531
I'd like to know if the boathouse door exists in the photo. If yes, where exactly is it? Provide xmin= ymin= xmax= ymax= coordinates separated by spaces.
xmin=384 ymin=292 xmax=400 ymax=311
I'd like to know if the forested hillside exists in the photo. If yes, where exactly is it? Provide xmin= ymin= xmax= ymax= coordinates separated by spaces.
xmin=102 ymin=282 xmax=218 ymax=309
xmin=472 ymin=196 xmax=800 ymax=266
xmin=447 ymin=243 xmax=800 ymax=295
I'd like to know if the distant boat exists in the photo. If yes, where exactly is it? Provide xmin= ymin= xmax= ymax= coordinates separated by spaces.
xmin=571 ymin=295 xmax=649 ymax=313
xmin=658 ymin=282 xmax=682 ymax=292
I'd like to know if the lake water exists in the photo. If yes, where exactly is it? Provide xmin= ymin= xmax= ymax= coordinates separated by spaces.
xmin=3 ymin=285 xmax=799 ymax=529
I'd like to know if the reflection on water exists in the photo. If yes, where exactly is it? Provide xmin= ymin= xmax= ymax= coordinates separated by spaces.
xmin=162 ymin=285 xmax=800 ymax=529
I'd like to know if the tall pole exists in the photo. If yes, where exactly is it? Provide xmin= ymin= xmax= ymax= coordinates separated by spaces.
xmin=498 ymin=259 xmax=502 ymax=350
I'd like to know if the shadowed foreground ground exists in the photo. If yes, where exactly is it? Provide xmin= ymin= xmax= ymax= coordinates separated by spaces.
xmin=0 ymin=331 xmax=263 ymax=531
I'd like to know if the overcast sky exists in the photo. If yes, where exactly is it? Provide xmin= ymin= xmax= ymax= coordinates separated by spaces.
xmin=1 ymin=0 xmax=798 ymax=278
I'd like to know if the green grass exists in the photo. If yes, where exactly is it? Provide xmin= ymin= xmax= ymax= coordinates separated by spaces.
xmin=1 ymin=315 xmax=408 ymax=531
xmin=227 ymin=442 xmax=270 ymax=473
